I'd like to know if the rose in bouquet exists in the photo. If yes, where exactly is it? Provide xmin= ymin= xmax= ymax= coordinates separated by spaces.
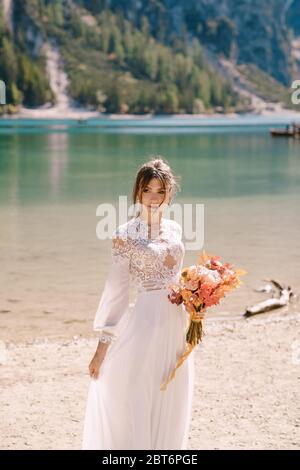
xmin=160 ymin=251 xmax=246 ymax=391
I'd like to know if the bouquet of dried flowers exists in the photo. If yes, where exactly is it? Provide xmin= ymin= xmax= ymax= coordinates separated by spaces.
xmin=160 ymin=251 xmax=246 ymax=391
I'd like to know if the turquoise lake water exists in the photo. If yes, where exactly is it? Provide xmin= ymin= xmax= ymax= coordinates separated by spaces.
xmin=0 ymin=116 xmax=299 ymax=339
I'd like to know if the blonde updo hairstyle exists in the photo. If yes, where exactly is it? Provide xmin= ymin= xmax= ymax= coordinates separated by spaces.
xmin=132 ymin=157 xmax=181 ymax=213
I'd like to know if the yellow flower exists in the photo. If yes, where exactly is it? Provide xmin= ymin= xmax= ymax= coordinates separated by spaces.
xmin=181 ymin=289 xmax=193 ymax=302
xmin=189 ymin=294 xmax=202 ymax=308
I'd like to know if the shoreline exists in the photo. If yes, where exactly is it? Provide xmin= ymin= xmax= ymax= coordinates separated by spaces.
xmin=1 ymin=105 xmax=300 ymax=122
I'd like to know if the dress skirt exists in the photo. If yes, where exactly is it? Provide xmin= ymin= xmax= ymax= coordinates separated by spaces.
xmin=82 ymin=287 xmax=195 ymax=450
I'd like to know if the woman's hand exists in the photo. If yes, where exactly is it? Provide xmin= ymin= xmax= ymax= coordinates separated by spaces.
xmin=88 ymin=341 xmax=109 ymax=379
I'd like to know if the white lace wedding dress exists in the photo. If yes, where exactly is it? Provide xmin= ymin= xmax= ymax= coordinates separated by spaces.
xmin=82 ymin=215 xmax=195 ymax=450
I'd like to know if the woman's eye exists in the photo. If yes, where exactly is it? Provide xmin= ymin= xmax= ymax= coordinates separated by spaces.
xmin=143 ymin=189 xmax=165 ymax=193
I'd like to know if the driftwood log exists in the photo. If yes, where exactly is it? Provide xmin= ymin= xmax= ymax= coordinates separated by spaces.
xmin=244 ymin=279 xmax=295 ymax=317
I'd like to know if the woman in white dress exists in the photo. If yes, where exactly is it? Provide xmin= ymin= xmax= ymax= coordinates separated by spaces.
xmin=82 ymin=158 xmax=195 ymax=450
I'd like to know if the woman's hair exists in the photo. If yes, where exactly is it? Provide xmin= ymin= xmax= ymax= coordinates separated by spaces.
xmin=132 ymin=156 xmax=181 ymax=208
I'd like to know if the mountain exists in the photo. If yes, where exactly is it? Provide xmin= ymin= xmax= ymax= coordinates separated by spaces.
xmin=94 ymin=0 xmax=294 ymax=86
xmin=0 ymin=0 xmax=299 ymax=115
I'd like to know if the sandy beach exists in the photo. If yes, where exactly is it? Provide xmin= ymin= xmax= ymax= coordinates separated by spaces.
xmin=0 ymin=310 xmax=299 ymax=450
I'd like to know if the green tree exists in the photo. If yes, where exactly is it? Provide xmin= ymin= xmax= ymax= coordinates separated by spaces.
xmin=0 ymin=38 xmax=18 ymax=83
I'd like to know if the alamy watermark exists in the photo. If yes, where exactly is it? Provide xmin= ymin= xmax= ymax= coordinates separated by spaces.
xmin=291 ymin=80 xmax=300 ymax=105
xmin=96 ymin=197 xmax=204 ymax=251
xmin=0 ymin=80 xmax=6 ymax=105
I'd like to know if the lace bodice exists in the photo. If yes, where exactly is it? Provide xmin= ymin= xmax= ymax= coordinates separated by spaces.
xmin=113 ymin=215 xmax=184 ymax=292
xmin=93 ymin=216 xmax=185 ymax=344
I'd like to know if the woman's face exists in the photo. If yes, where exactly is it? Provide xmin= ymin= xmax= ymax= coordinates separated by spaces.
xmin=139 ymin=177 xmax=170 ymax=213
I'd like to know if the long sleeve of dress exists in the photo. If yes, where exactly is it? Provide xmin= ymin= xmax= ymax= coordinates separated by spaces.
xmin=93 ymin=230 xmax=131 ymax=345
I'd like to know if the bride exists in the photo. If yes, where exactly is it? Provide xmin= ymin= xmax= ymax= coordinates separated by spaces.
xmin=82 ymin=157 xmax=195 ymax=450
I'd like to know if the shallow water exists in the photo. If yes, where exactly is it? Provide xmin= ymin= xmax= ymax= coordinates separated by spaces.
xmin=0 ymin=117 xmax=299 ymax=340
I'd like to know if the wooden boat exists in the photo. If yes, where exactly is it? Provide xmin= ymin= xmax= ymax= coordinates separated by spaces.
xmin=270 ymin=122 xmax=300 ymax=138
xmin=270 ymin=128 xmax=295 ymax=137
